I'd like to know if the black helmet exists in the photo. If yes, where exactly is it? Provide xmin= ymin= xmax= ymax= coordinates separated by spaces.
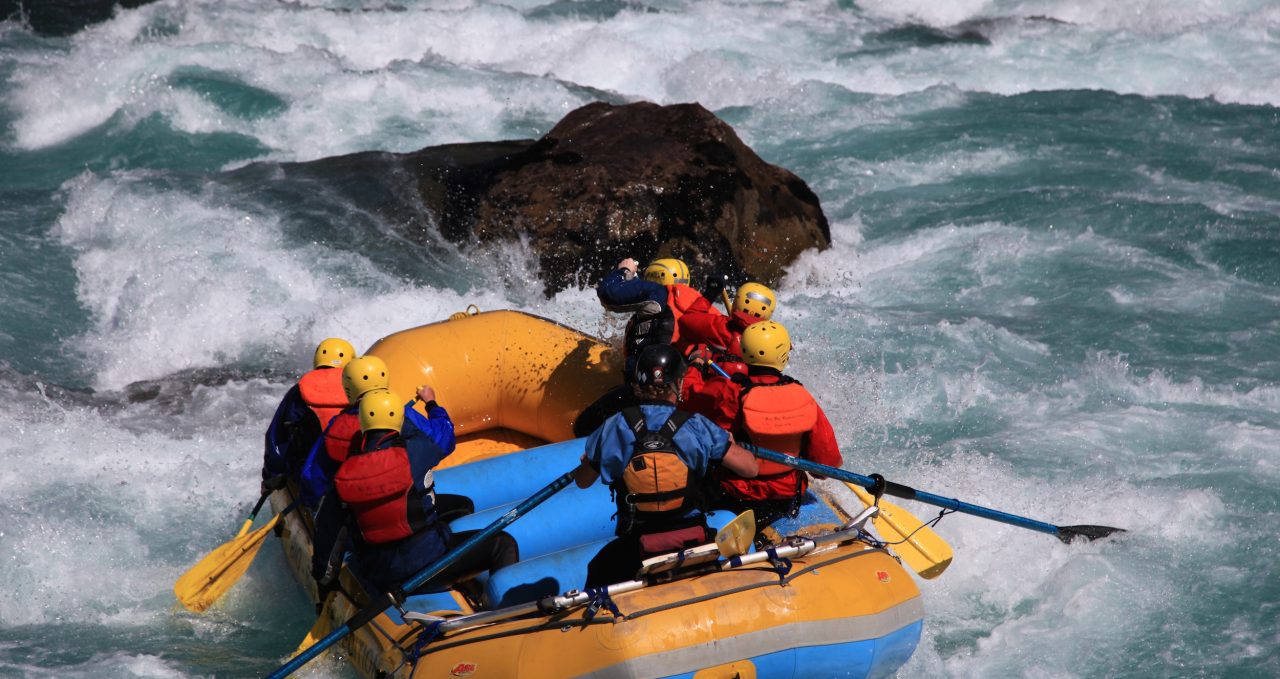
xmin=632 ymin=344 xmax=686 ymax=390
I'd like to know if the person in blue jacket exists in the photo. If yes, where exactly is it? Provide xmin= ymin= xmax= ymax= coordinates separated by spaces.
xmin=573 ymin=344 xmax=758 ymax=588
xmin=576 ymin=257 xmax=717 ymax=437
xmin=262 ymin=337 xmax=355 ymax=494
xmin=311 ymin=389 xmax=517 ymax=598
xmin=297 ymin=354 xmax=462 ymax=513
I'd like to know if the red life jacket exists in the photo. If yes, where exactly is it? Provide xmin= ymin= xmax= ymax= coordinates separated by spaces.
xmin=722 ymin=376 xmax=819 ymax=501
xmin=323 ymin=410 xmax=362 ymax=464
xmin=334 ymin=439 xmax=432 ymax=545
xmin=297 ymin=367 xmax=348 ymax=432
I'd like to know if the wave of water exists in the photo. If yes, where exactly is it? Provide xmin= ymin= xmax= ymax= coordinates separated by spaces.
xmin=2 ymin=1 xmax=1279 ymax=677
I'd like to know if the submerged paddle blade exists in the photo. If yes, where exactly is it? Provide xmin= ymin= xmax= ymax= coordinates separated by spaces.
xmin=295 ymin=599 xmax=334 ymax=656
xmin=174 ymin=514 xmax=281 ymax=612
xmin=715 ymin=510 xmax=756 ymax=557
xmin=1057 ymin=524 xmax=1126 ymax=544
xmin=847 ymin=483 xmax=953 ymax=580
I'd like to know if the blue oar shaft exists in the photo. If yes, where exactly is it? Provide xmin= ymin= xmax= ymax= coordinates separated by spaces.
xmin=266 ymin=470 xmax=577 ymax=679
xmin=748 ymin=447 xmax=1064 ymax=538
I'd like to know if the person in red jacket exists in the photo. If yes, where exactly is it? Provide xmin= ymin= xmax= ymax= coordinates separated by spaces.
xmin=262 ymin=337 xmax=355 ymax=492
xmin=680 ymin=281 xmax=776 ymax=363
xmin=680 ymin=282 xmax=778 ymax=428
xmin=711 ymin=320 xmax=842 ymax=530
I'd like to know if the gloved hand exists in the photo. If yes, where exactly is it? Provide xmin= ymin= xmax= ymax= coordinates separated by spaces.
xmin=260 ymin=474 xmax=286 ymax=495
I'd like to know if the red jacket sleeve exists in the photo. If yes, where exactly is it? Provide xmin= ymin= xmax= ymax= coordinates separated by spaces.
xmin=681 ymin=367 xmax=740 ymax=431
xmin=806 ymin=404 xmax=842 ymax=468
xmin=678 ymin=308 xmax=734 ymax=351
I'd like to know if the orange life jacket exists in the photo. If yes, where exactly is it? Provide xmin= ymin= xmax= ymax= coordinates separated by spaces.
xmin=733 ymin=377 xmax=819 ymax=497
xmin=612 ymin=407 xmax=704 ymax=535
xmin=297 ymin=367 xmax=348 ymax=432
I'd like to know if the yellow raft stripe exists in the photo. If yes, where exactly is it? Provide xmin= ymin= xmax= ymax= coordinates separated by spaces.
xmin=581 ymin=596 xmax=925 ymax=679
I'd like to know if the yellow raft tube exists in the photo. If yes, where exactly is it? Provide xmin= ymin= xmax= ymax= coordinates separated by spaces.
xmin=268 ymin=309 xmax=924 ymax=679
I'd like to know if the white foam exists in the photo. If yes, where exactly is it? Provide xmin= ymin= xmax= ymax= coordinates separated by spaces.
xmin=50 ymin=171 xmax=510 ymax=390
xmin=0 ymin=387 xmax=267 ymax=628
xmin=12 ymin=0 xmax=1280 ymax=160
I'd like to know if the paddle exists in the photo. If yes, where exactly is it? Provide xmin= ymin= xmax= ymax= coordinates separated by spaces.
xmin=749 ymin=447 xmax=1124 ymax=544
xmin=714 ymin=510 xmax=755 ymax=557
xmin=175 ymin=496 xmax=299 ymax=613
xmin=237 ymin=491 xmax=273 ymax=538
xmin=268 ymin=469 xmax=578 ymax=679
xmin=842 ymin=483 xmax=952 ymax=579
xmin=701 ymin=362 xmax=952 ymax=576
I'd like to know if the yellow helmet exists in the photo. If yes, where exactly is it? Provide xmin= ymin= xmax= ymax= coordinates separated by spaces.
xmin=643 ymin=258 xmax=690 ymax=286
xmin=313 ymin=337 xmax=355 ymax=369
xmin=733 ymin=282 xmax=776 ymax=321
xmin=342 ymin=355 xmax=389 ymax=404
xmin=740 ymin=321 xmax=791 ymax=371
xmin=358 ymin=388 xmax=404 ymax=433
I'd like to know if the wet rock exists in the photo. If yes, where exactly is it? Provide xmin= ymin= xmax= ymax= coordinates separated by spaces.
xmin=271 ymin=101 xmax=831 ymax=296
xmin=403 ymin=101 xmax=830 ymax=295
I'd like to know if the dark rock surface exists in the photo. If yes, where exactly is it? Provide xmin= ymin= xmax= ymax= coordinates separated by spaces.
xmin=273 ymin=101 xmax=831 ymax=296
xmin=2 ymin=0 xmax=158 ymax=37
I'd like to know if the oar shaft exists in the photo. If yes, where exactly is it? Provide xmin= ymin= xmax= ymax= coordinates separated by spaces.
xmin=236 ymin=491 xmax=276 ymax=538
xmin=749 ymin=447 xmax=1065 ymax=539
xmin=267 ymin=470 xmax=577 ymax=679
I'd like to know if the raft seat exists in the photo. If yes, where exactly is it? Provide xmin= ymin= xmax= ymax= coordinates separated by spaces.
xmin=446 ymin=481 xmax=618 ymax=563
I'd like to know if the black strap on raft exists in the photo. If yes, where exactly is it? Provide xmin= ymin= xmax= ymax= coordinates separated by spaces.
xmin=583 ymin=587 xmax=625 ymax=623
xmin=764 ymin=546 xmax=794 ymax=581
xmin=401 ymin=619 xmax=445 ymax=670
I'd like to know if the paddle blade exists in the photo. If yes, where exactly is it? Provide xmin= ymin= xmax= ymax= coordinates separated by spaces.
xmin=295 ymin=600 xmax=334 ymax=656
xmin=847 ymin=483 xmax=953 ymax=580
xmin=174 ymin=515 xmax=280 ymax=612
xmin=1057 ymin=525 xmax=1126 ymax=544
xmin=715 ymin=510 xmax=756 ymax=557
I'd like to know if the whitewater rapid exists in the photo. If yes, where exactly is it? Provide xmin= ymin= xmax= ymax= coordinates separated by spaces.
xmin=2 ymin=0 xmax=1278 ymax=677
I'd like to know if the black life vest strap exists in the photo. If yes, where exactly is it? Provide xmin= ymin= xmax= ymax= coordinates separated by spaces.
xmin=619 ymin=406 xmax=694 ymax=445
xmin=614 ymin=407 xmax=701 ymax=533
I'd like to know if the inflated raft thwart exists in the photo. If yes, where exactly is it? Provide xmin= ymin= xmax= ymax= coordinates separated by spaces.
xmin=269 ymin=310 xmax=923 ymax=679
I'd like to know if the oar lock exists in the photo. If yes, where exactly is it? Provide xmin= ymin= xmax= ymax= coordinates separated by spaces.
xmin=867 ymin=474 xmax=887 ymax=505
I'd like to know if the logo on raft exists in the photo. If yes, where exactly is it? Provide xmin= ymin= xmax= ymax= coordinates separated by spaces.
xmin=450 ymin=662 xmax=478 ymax=676
xmin=876 ymin=570 xmax=891 ymax=583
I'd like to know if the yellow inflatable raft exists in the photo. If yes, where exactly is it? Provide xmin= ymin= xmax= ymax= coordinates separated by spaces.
xmin=268 ymin=309 xmax=925 ymax=679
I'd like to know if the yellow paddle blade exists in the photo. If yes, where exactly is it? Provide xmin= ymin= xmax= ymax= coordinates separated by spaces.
xmin=295 ymin=600 xmax=333 ymax=656
xmin=715 ymin=510 xmax=756 ymax=557
xmin=174 ymin=513 xmax=282 ymax=612
xmin=848 ymin=483 xmax=953 ymax=579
